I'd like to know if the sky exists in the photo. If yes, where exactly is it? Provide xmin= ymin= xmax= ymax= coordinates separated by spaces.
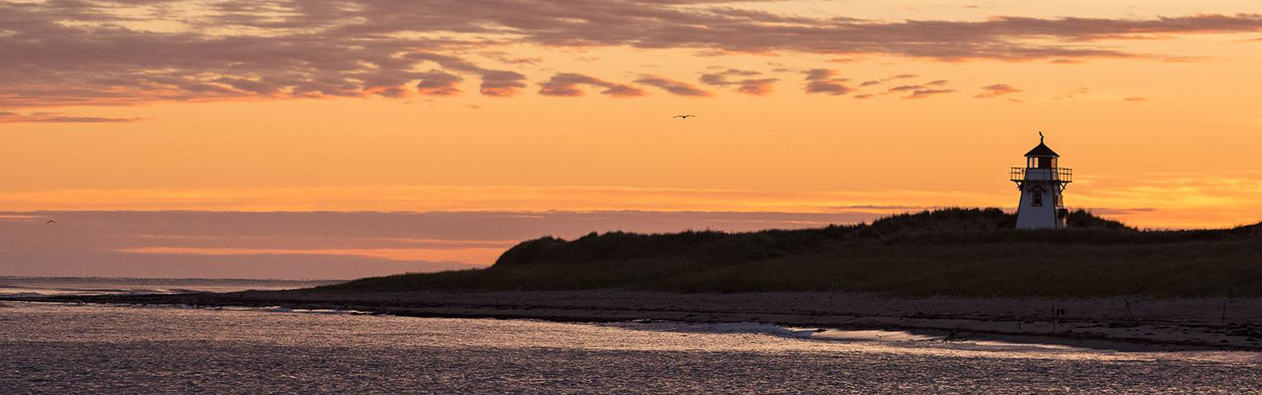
xmin=2 ymin=0 xmax=1262 ymax=278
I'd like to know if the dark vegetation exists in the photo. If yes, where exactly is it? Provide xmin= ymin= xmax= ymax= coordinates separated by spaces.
xmin=319 ymin=208 xmax=1262 ymax=297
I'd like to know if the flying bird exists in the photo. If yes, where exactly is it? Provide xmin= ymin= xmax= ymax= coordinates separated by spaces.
xmin=673 ymin=115 xmax=696 ymax=119
xmin=46 ymin=220 xmax=56 ymax=224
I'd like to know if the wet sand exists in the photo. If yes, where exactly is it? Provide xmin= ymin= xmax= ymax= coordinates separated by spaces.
xmin=9 ymin=290 xmax=1262 ymax=351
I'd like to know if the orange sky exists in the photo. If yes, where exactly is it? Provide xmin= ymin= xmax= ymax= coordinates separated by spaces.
xmin=3 ymin=0 xmax=1262 ymax=232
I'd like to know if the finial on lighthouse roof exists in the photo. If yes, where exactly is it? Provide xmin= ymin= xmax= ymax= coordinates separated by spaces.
xmin=1025 ymin=131 xmax=1059 ymax=157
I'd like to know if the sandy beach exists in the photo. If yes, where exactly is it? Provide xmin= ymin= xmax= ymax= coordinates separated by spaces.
xmin=14 ymin=290 xmax=1262 ymax=351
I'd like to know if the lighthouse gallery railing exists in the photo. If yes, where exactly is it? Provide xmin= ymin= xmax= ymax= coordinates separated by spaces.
xmin=1010 ymin=167 xmax=1072 ymax=183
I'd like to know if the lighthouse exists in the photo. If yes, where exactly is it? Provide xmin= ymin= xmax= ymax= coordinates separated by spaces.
xmin=1011 ymin=133 xmax=1072 ymax=229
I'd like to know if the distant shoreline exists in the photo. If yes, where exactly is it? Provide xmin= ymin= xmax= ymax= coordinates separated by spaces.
xmin=9 ymin=290 xmax=1262 ymax=352
xmin=0 ymin=276 xmax=347 ymax=284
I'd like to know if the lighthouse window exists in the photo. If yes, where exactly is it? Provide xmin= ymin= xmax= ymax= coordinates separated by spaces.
xmin=1031 ymin=187 xmax=1045 ymax=207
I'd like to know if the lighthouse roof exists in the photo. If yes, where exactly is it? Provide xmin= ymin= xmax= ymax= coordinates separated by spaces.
xmin=1024 ymin=142 xmax=1059 ymax=157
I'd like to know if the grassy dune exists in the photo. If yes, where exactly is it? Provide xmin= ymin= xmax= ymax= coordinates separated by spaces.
xmin=319 ymin=208 xmax=1262 ymax=297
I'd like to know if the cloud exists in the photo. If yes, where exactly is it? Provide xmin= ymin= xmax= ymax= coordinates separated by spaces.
xmin=479 ymin=70 xmax=529 ymax=97
xmin=0 ymin=112 xmax=145 ymax=124
xmin=804 ymin=69 xmax=853 ymax=95
xmin=539 ymin=73 xmax=646 ymax=97
xmin=1083 ymin=208 xmax=1158 ymax=216
xmin=2 ymin=1 xmax=1261 ymax=109
xmin=1055 ymin=87 xmax=1092 ymax=99
xmin=861 ymin=73 xmax=920 ymax=87
xmin=1124 ymin=96 xmax=1149 ymax=102
xmin=732 ymin=78 xmax=777 ymax=96
xmin=478 ymin=10 xmax=1262 ymax=60
xmin=480 ymin=51 xmax=543 ymax=65
xmin=906 ymin=89 xmax=957 ymax=99
xmin=412 ymin=71 xmax=462 ymax=96
xmin=884 ymin=79 xmax=955 ymax=98
xmin=634 ymin=75 xmax=711 ymax=97
xmin=698 ymin=69 xmax=777 ymax=96
xmin=407 ymin=52 xmax=528 ymax=97
xmin=804 ymin=69 xmax=834 ymax=80
xmin=974 ymin=84 xmax=1022 ymax=98
xmin=700 ymin=69 xmax=759 ymax=83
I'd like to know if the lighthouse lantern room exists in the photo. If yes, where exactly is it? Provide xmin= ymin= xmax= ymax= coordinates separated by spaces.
xmin=1011 ymin=133 xmax=1072 ymax=229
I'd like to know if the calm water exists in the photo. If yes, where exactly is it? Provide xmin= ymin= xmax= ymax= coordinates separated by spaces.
xmin=0 ymin=276 xmax=338 ymax=297
xmin=1 ymin=280 xmax=1261 ymax=393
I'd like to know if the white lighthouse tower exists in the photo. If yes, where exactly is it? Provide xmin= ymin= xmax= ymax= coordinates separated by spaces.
xmin=1012 ymin=133 xmax=1072 ymax=229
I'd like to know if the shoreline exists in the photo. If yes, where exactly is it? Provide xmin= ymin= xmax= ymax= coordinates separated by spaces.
xmin=7 ymin=290 xmax=1262 ymax=352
